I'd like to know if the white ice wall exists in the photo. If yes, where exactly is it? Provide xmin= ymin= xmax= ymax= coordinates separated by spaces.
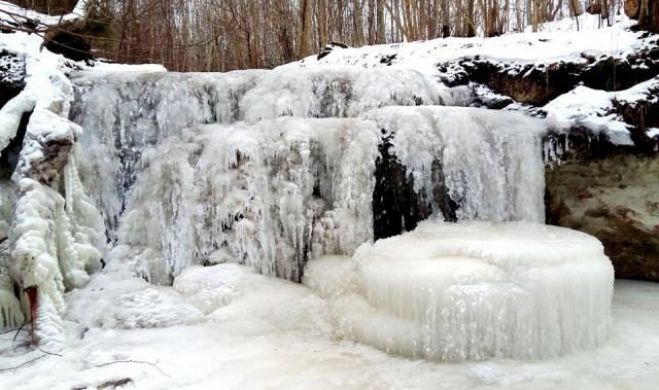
xmin=75 ymin=98 xmax=546 ymax=283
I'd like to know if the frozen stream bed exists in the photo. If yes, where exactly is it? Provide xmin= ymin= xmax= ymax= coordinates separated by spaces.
xmin=0 ymin=278 xmax=656 ymax=389
xmin=0 ymin=223 xmax=656 ymax=389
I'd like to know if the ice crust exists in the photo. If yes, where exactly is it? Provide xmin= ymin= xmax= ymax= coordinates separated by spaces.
xmin=304 ymin=221 xmax=615 ymax=362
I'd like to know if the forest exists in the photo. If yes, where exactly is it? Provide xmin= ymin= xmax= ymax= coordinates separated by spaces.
xmin=6 ymin=0 xmax=659 ymax=70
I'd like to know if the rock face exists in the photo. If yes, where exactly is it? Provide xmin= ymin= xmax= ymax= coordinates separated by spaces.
xmin=0 ymin=49 xmax=25 ymax=108
xmin=439 ymin=38 xmax=659 ymax=106
xmin=546 ymin=139 xmax=659 ymax=281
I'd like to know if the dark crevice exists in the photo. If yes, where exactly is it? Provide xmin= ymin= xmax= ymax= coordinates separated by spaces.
xmin=373 ymin=129 xmax=459 ymax=240
xmin=0 ymin=110 xmax=32 ymax=179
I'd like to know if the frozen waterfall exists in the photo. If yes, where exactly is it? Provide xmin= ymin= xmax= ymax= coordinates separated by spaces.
xmin=69 ymin=67 xmax=546 ymax=283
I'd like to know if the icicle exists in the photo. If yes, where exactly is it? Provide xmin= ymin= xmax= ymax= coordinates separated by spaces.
xmin=0 ymin=265 xmax=24 ymax=329
xmin=63 ymin=151 xmax=105 ymax=275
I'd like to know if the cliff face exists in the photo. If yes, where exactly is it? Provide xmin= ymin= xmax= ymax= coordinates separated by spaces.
xmin=546 ymin=139 xmax=659 ymax=281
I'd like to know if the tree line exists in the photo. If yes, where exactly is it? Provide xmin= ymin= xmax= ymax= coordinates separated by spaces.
xmin=4 ymin=0 xmax=655 ymax=72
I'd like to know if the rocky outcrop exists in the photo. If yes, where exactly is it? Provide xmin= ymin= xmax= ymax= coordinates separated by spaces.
xmin=438 ymin=34 xmax=659 ymax=105
xmin=546 ymin=137 xmax=659 ymax=281
xmin=0 ymin=49 xmax=25 ymax=108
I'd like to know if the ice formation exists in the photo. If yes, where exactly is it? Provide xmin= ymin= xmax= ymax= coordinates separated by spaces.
xmin=69 ymin=68 xmax=465 ymax=237
xmin=73 ymin=98 xmax=546 ymax=284
xmin=109 ymin=117 xmax=378 ymax=283
xmin=369 ymin=107 xmax=546 ymax=223
xmin=304 ymin=221 xmax=615 ymax=362
xmin=0 ymin=32 xmax=104 ymax=348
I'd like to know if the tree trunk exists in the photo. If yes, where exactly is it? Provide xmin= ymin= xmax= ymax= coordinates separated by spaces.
xmin=440 ymin=0 xmax=450 ymax=37
xmin=353 ymin=0 xmax=365 ymax=46
xmin=298 ymin=0 xmax=313 ymax=57
xmin=376 ymin=0 xmax=386 ymax=42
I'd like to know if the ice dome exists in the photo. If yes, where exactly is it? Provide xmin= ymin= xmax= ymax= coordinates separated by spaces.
xmin=305 ymin=221 xmax=615 ymax=362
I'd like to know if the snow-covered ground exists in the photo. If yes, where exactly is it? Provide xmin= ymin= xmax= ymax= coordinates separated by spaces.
xmin=0 ymin=265 xmax=657 ymax=390
xmin=285 ymin=14 xmax=642 ymax=75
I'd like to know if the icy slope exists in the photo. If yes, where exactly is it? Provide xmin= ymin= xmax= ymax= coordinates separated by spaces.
xmin=305 ymin=221 xmax=615 ymax=361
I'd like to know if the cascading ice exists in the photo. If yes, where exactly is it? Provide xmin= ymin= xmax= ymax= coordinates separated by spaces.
xmin=82 ymin=104 xmax=547 ymax=284
xmin=110 ymin=117 xmax=378 ymax=283
xmin=70 ymin=67 xmax=465 ymax=239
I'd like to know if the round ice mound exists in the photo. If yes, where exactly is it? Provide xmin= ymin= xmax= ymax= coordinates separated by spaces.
xmin=336 ymin=222 xmax=614 ymax=362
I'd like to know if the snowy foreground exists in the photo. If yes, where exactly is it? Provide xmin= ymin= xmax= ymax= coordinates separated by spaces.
xmin=0 ymin=273 xmax=656 ymax=389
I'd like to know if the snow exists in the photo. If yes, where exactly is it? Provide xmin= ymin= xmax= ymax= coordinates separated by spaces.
xmin=283 ymin=14 xmax=641 ymax=75
xmin=545 ymin=76 xmax=659 ymax=145
xmin=0 ymin=268 xmax=656 ymax=389
xmin=544 ymin=85 xmax=635 ymax=146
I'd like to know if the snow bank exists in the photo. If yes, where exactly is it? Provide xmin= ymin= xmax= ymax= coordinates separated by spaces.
xmin=65 ymin=262 xmax=331 ymax=334
xmin=545 ymin=76 xmax=659 ymax=146
xmin=175 ymin=264 xmax=331 ymax=335
xmin=66 ymin=266 xmax=203 ymax=329
xmin=305 ymin=221 xmax=615 ymax=361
